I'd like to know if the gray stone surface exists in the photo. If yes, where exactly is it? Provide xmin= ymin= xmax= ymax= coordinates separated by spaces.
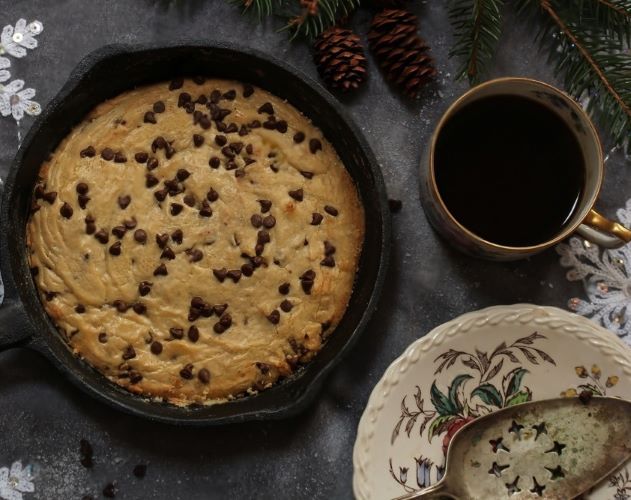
xmin=0 ymin=1 xmax=628 ymax=499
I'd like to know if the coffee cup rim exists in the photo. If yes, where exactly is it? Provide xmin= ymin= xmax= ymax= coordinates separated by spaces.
xmin=427 ymin=76 xmax=603 ymax=252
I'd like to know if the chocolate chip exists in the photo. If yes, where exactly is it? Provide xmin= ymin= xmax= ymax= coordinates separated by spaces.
xmin=213 ymin=134 xmax=227 ymax=147
xmin=300 ymin=170 xmax=314 ymax=179
xmin=180 ymin=363 xmax=194 ymax=379
xmin=210 ymin=89 xmax=221 ymax=103
xmin=258 ymin=102 xmax=274 ymax=115
xmin=213 ymin=268 xmax=227 ymax=282
xmin=280 ymin=300 xmax=293 ymax=312
xmin=144 ymin=111 xmax=157 ymax=124
xmin=58 ymin=202 xmax=73 ymax=219
xmin=257 ymin=230 xmax=270 ymax=244
xmin=101 ymin=148 xmax=114 ymax=161
xmin=288 ymin=189 xmax=303 ymax=201
xmin=133 ymin=302 xmax=146 ymax=315
xmin=42 ymin=191 xmax=57 ymax=204
xmin=44 ymin=291 xmax=56 ymax=301
xmin=309 ymin=138 xmax=322 ymax=154
xmin=133 ymin=152 xmax=148 ymax=165
xmin=118 ymin=195 xmax=131 ymax=209
xmin=388 ymin=199 xmax=403 ymax=213
xmin=150 ymin=341 xmax=163 ymax=355
xmin=255 ymin=244 xmax=264 ymax=256
xmin=278 ymin=282 xmax=290 ymax=295
xmin=147 ymin=157 xmax=159 ymax=170
xmin=191 ymin=296 xmax=205 ymax=310
xmin=230 ymin=142 xmax=243 ymax=154
xmin=153 ymin=263 xmax=168 ymax=276
xmin=256 ymin=362 xmax=270 ymax=375
xmin=267 ymin=310 xmax=280 ymax=324
xmin=263 ymin=118 xmax=277 ymax=130
xmin=197 ymin=368 xmax=211 ymax=384
xmin=193 ymin=110 xmax=203 ymax=124
xmin=154 ymin=188 xmax=168 ymax=201
xmin=206 ymin=188 xmax=219 ymax=202
xmin=183 ymin=196 xmax=195 ymax=210
xmin=169 ymin=78 xmax=184 ymax=90
xmin=293 ymin=131 xmax=305 ymax=144
xmin=324 ymin=241 xmax=336 ymax=255
xmin=128 ymin=229 xmax=145 ymax=245
xmin=300 ymin=270 xmax=315 ymax=294
xmin=170 ymin=203 xmax=183 ymax=216
xmin=213 ymin=313 xmax=232 ymax=333
xmin=152 ymin=136 xmax=167 ymax=152
xmin=240 ymin=83 xmax=254 ymax=98
xmin=76 ymin=194 xmax=89 ymax=209
xmin=193 ymin=134 xmax=204 ymax=147
xmin=124 ymin=219 xmax=137 ymax=229
xmin=138 ymin=281 xmax=152 ymax=296
xmin=241 ymin=262 xmax=254 ymax=276
xmin=221 ymin=146 xmax=235 ymax=159
xmin=249 ymin=119 xmax=261 ymax=129
xmin=161 ymin=247 xmax=175 ymax=260
xmin=102 ymin=482 xmax=117 ymax=498
xmin=187 ymin=326 xmax=200 ymax=343
xmin=112 ymin=226 xmax=127 ymax=239
xmin=225 ymin=123 xmax=239 ymax=135
xmin=262 ymin=215 xmax=276 ymax=228
xmin=276 ymin=120 xmax=288 ymax=133
xmin=168 ymin=229 xmax=182 ymax=245
xmin=86 ymin=222 xmax=97 ymax=235
xmin=98 ymin=332 xmax=108 ymax=343
xmin=310 ymin=213 xmax=323 ymax=225
xmin=76 ymin=183 xmax=89 ymax=195
xmin=187 ymin=248 xmax=203 ymax=262
xmin=197 ymin=95 xmax=208 ymax=105
xmin=109 ymin=241 xmax=122 ymax=256
xmin=193 ymin=75 xmax=206 ymax=85
xmin=225 ymin=160 xmax=237 ymax=170
xmin=227 ymin=269 xmax=242 ymax=283
xmin=324 ymin=205 xmax=339 ymax=217
xmin=178 ymin=92 xmax=192 ymax=107
xmin=199 ymin=200 xmax=213 ymax=217
xmin=122 ymin=345 xmax=136 ymax=360
xmin=75 ymin=304 xmax=86 ymax=314
xmin=153 ymin=101 xmax=165 ymax=113
xmin=258 ymin=199 xmax=272 ymax=213
xmin=114 ymin=152 xmax=127 ymax=163
xmin=199 ymin=115 xmax=211 ymax=130
xmin=156 ymin=233 xmax=169 ymax=248
xmin=251 ymin=214 xmax=263 ymax=228
xmin=80 ymin=146 xmax=96 ymax=158
xmin=30 ymin=201 xmax=41 ymax=213
xmin=170 ymin=327 xmax=184 ymax=340
xmin=176 ymin=169 xmax=190 ymax=181
xmin=321 ymin=255 xmax=336 ymax=267
xmin=223 ymin=89 xmax=237 ymax=100
xmin=209 ymin=156 xmax=221 ymax=169
xmin=94 ymin=229 xmax=109 ymax=244
xmin=238 ymin=125 xmax=249 ymax=137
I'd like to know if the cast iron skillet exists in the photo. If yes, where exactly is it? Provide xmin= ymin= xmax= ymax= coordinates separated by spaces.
xmin=0 ymin=42 xmax=390 ymax=425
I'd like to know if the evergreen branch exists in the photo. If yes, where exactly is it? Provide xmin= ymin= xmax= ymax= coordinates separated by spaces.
xmin=448 ymin=0 xmax=505 ymax=83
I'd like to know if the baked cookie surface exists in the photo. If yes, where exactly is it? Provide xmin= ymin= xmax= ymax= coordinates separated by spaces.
xmin=26 ymin=78 xmax=364 ymax=405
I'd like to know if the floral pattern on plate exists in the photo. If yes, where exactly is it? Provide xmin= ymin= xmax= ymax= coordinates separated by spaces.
xmin=353 ymin=305 xmax=631 ymax=500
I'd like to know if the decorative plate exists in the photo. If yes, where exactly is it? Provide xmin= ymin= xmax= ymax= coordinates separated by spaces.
xmin=353 ymin=304 xmax=631 ymax=499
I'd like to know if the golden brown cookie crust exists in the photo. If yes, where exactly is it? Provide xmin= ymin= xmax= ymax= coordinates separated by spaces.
xmin=26 ymin=79 xmax=364 ymax=405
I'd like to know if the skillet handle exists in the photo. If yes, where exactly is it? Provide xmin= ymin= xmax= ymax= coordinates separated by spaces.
xmin=0 ymin=177 xmax=33 ymax=351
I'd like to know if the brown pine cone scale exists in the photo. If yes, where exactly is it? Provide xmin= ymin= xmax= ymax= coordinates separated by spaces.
xmin=313 ymin=27 xmax=368 ymax=92
xmin=368 ymin=8 xmax=437 ymax=97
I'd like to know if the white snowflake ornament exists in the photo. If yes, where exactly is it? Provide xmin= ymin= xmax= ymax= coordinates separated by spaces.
xmin=0 ymin=79 xmax=41 ymax=121
xmin=0 ymin=461 xmax=34 ymax=500
xmin=557 ymin=198 xmax=631 ymax=343
xmin=0 ymin=19 xmax=43 ymax=58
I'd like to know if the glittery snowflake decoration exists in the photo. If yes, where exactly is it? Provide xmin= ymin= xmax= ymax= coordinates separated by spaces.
xmin=0 ymin=461 xmax=34 ymax=500
xmin=557 ymin=199 xmax=631 ymax=343
xmin=0 ymin=19 xmax=43 ymax=126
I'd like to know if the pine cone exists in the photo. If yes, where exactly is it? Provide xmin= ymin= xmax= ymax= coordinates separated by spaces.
xmin=313 ymin=27 xmax=368 ymax=92
xmin=368 ymin=8 xmax=437 ymax=97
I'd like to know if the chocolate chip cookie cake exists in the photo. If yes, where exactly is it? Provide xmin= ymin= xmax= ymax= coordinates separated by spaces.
xmin=26 ymin=78 xmax=364 ymax=405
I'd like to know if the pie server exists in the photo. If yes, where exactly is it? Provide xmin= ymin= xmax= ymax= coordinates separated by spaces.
xmin=394 ymin=396 xmax=631 ymax=499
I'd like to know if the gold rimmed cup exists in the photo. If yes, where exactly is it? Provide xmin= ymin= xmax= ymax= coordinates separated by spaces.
xmin=420 ymin=77 xmax=631 ymax=261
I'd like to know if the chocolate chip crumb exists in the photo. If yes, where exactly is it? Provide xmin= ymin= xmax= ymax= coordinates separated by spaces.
xmin=288 ymin=189 xmax=303 ymax=202
xmin=310 ymin=213 xmax=323 ymax=225
xmin=309 ymin=138 xmax=322 ymax=154
xmin=150 ymin=341 xmax=162 ymax=355
xmin=324 ymin=205 xmax=339 ymax=216
xmin=153 ymin=263 xmax=168 ymax=276
xmin=388 ymin=199 xmax=402 ymax=213
xmin=80 ymin=146 xmax=96 ymax=158
xmin=118 ymin=195 xmax=131 ymax=209
xmin=133 ymin=464 xmax=147 ymax=478
xmin=60 ymin=202 xmax=74 ymax=219
xmin=279 ymin=282 xmax=290 ymax=295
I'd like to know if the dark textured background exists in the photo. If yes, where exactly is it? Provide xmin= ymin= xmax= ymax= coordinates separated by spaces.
xmin=0 ymin=1 xmax=629 ymax=499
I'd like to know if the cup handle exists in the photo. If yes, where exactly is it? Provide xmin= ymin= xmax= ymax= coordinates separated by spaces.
xmin=576 ymin=209 xmax=631 ymax=249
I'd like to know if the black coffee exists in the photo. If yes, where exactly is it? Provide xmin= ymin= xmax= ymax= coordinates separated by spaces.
xmin=434 ymin=94 xmax=585 ymax=247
